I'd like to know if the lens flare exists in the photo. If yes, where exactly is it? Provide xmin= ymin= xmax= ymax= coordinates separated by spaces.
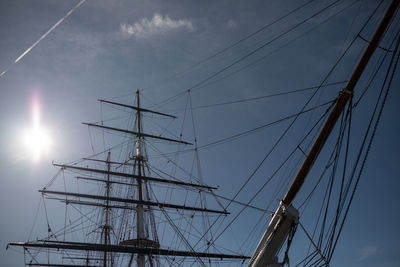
xmin=21 ymin=91 xmax=52 ymax=162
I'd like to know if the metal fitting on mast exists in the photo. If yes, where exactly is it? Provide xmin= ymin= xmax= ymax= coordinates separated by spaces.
xmin=248 ymin=202 xmax=299 ymax=267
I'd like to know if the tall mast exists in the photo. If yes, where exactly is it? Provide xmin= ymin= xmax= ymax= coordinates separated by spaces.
xmin=104 ymin=150 xmax=111 ymax=267
xmin=135 ymin=90 xmax=146 ymax=267
xmin=249 ymin=1 xmax=400 ymax=266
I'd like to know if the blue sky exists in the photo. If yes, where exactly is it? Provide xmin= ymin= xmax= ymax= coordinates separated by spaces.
xmin=1 ymin=0 xmax=399 ymax=266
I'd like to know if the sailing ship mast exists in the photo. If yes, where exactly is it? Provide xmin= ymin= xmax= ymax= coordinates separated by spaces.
xmin=103 ymin=151 xmax=112 ymax=266
xmin=7 ymin=1 xmax=399 ymax=266
xmin=248 ymin=0 xmax=400 ymax=266
xmin=135 ymin=89 xmax=148 ymax=267
xmin=8 ymin=91 xmax=250 ymax=266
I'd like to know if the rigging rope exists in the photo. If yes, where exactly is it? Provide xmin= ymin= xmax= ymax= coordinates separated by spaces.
xmin=201 ymin=100 xmax=335 ymax=252
xmin=298 ymin=222 xmax=330 ymax=267
xmin=153 ymin=0 xmax=344 ymax=109
xmin=194 ymin=0 xmax=387 ymax=251
xmin=297 ymin=29 xmax=400 ymax=261
xmin=138 ymin=0 xmax=318 ymax=93
xmin=171 ymin=82 xmax=346 ymax=111
xmin=192 ymin=0 xmax=361 ymax=93
xmin=297 ymin=20 xmax=400 ymax=266
xmin=328 ymin=27 xmax=400 ymax=262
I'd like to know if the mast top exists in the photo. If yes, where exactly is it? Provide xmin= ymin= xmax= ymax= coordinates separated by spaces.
xmin=98 ymin=99 xmax=177 ymax=119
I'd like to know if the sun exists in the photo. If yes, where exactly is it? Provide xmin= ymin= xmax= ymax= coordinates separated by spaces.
xmin=22 ymin=126 xmax=52 ymax=161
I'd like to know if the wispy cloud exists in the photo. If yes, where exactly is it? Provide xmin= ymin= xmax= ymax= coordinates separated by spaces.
xmin=120 ymin=13 xmax=194 ymax=38
xmin=358 ymin=245 xmax=378 ymax=261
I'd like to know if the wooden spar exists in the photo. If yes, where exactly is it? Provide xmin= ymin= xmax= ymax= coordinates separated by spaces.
xmin=82 ymin=157 xmax=135 ymax=166
xmin=60 ymin=199 xmax=140 ymax=210
xmin=75 ymin=176 xmax=137 ymax=186
xmin=98 ymin=99 xmax=177 ymax=119
xmin=39 ymin=189 xmax=229 ymax=214
xmin=8 ymin=241 xmax=250 ymax=259
xmin=82 ymin=122 xmax=193 ymax=145
xmin=282 ymin=0 xmax=400 ymax=206
xmin=53 ymin=163 xmax=217 ymax=190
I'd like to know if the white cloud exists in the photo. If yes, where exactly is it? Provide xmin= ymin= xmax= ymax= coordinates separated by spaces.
xmin=358 ymin=245 xmax=378 ymax=261
xmin=120 ymin=13 xmax=194 ymax=38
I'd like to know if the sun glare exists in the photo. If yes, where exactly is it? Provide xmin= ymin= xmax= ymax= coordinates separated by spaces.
xmin=21 ymin=91 xmax=53 ymax=162
xmin=22 ymin=126 xmax=52 ymax=161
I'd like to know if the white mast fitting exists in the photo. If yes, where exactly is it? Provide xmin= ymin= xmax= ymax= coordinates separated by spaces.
xmin=248 ymin=202 xmax=298 ymax=267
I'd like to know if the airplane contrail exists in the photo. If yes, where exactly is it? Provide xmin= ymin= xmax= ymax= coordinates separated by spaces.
xmin=0 ymin=0 xmax=86 ymax=78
